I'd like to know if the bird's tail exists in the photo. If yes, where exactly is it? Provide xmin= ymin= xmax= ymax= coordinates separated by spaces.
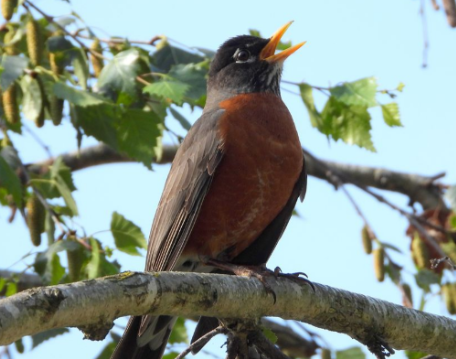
xmin=111 ymin=315 xmax=176 ymax=359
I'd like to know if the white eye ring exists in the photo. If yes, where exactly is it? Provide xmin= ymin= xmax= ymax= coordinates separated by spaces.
xmin=234 ymin=48 xmax=251 ymax=63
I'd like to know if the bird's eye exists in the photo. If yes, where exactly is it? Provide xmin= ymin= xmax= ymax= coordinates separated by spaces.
xmin=234 ymin=49 xmax=250 ymax=63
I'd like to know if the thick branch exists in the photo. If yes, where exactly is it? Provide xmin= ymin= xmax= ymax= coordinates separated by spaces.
xmin=0 ymin=272 xmax=455 ymax=358
xmin=27 ymin=144 xmax=444 ymax=210
xmin=0 ymin=269 xmax=317 ymax=357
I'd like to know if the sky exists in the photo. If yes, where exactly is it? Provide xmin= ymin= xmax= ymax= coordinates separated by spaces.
xmin=1 ymin=0 xmax=456 ymax=358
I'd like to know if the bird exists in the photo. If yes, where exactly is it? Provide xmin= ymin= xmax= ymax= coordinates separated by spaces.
xmin=111 ymin=21 xmax=307 ymax=359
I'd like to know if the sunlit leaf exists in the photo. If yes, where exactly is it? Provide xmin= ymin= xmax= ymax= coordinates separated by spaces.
xmin=143 ymin=80 xmax=189 ymax=105
xmin=299 ymin=83 xmax=322 ymax=129
xmin=321 ymin=98 xmax=375 ymax=151
xmin=111 ymin=212 xmax=147 ymax=255
xmin=381 ymin=103 xmax=402 ymax=127
xmin=97 ymin=48 xmax=146 ymax=100
xmin=330 ymin=77 xmax=377 ymax=107
xmin=20 ymin=75 xmax=43 ymax=123
xmin=0 ymin=55 xmax=28 ymax=90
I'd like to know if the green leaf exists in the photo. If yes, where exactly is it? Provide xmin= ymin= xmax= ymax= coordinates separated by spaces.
xmin=48 ymin=36 xmax=74 ymax=53
xmin=405 ymin=351 xmax=428 ymax=359
xmin=54 ymin=82 xmax=108 ymax=106
xmin=414 ymin=269 xmax=441 ymax=292
xmin=86 ymin=238 xmax=121 ymax=278
xmin=143 ymin=80 xmax=189 ymax=105
xmin=299 ymin=83 xmax=322 ymax=129
xmin=97 ymin=48 xmax=144 ymax=99
xmin=0 ymin=55 xmax=28 ymax=90
xmin=34 ymin=240 xmax=78 ymax=284
xmin=117 ymin=108 xmax=162 ymax=168
xmin=445 ymin=185 xmax=456 ymax=211
xmin=385 ymin=262 xmax=401 ymax=284
xmin=72 ymin=48 xmax=90 ymax=90
xmin=49 ymin=253 xmax=65 ymax=285
xmin=381 ymin=103 xmax=402 ymax=127
xmin=20 ymin=75 xmax=43 ymax=123
xmin=87 ymin=237 xmax=100 ymax=279
xmin=32 ymin=328 xmax=69 ymax=349
xmin=336 ymin=347 xmax=365 ymax=359
xmin=30 ymin=157 xmax=78 ymax=215
xmin=55 ymin=175 xmax=78 ymax=216
xmin=168 ymin=63 xmax=208 ymax=105
xmin=261 ymin=326 xmax=278 ymax=344
xmin=110 ymin=212 xmax=147 ymax=255
xmin=396 ymin=82 xmax=405 ymax=92
xmin=5 ymin=282 xmax=17 ymax=296
xmin=0 ymin=155 xmax=22 ymax=206
xmin=330 ymin=77 xmax=377 ymax=107
xmin=74 ymin=103 xmax=120 ymax=149
xmin=168 ymin=317 xmax=188 ymax=344
xmin=94 ymin=341 xmax=117 ymax=359
xmin=321 ymin=98 xmax=375 ymax=151
xmin=162 ymin=352 xmax=179 ymax=359
xmin=381 ymin=242 xmax=402 ymax=253
xmin=152 ymin=39 xmax=205 ymax=72
xmin=169 ymin=107 xmax=191 ymax=131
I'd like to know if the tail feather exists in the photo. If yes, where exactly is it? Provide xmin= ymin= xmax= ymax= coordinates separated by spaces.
xmin=111 ymin=316 xmax=176 ymax=359
xmin=191 ymin=316 xmax=220 ymax=354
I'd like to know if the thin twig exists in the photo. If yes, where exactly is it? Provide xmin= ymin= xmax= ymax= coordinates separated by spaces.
xmin=303 ymin=149 xmax=447 ymax=257
xmin=22 ymin=123 xmax=53 ymax=158
xmin=74 ymin=32 xmax=162 ymax=47
xmin=420 ymin=0 xmax=429 ymax=67
xmin=175 ymin=326 xmax=226 ymax=359
xmin=23 ymin=1 xmax=107 ymax=60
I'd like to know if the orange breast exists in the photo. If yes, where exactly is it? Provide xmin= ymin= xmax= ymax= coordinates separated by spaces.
xmin=183 ymin=93 xmax=303 ymax=261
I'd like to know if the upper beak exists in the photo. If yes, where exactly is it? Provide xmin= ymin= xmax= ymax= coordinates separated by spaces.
xmin=259 ymin=21 xmax=306 ymax=63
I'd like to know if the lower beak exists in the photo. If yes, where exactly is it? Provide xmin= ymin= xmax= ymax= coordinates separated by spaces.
xmin=260 ymin=21 xmax=306 ymax=63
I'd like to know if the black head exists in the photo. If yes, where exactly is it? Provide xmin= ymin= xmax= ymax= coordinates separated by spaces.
xmin=207 ymin=22 xmax=305 ymax=98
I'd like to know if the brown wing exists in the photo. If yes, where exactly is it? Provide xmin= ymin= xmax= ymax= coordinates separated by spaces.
xmin=145 ymin=108 xmax=225 ymax=272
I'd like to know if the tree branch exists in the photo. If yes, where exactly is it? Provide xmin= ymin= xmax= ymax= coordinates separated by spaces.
xmin=26 ymin=144 xmax=445 ymax=210
xmin=0 ymin=269 xmax=318 ymax=358
xmin=0 ymin=272 xmax=455 ymax=358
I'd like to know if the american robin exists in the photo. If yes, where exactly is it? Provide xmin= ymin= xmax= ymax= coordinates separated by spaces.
xmin=111 ymin=22 xmax=307 ymax=359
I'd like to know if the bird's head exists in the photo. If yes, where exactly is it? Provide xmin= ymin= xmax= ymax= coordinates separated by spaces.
xmin=207 ymin=21 xmax=305 ymax=98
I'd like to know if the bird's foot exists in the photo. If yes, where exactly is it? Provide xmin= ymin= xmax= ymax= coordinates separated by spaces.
xmin=273 ymin=266 xmax=315 ymax=291
xmin=204 ymin=259 xmax=314 ymax=303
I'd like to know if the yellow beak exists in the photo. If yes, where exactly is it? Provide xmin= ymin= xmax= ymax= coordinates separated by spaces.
xmin=259 ymin=21 xmax=306 ymax=63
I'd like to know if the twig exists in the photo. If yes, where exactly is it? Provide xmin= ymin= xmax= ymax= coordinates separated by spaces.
xmin=175 ymin=326 xmax=226 ymax=359
xmin=431 ymin=0 xmax=440 ymax=10
xmin=420 ymin=0 xmax=430 ymax=67
xmin=74 ymin=32 xmax=162 ymax=47
xmin=23 ymin=1 xmax=106 ymax=60
xmin=303 ymin=149 xmax=447 ymax=258
xmin=431 ymin=256 xmax=456 ymax=270
xmin=22 ymin=123 xmax=52 ymax=158
xmin=442 ymin=0 xmax=456 ymax=27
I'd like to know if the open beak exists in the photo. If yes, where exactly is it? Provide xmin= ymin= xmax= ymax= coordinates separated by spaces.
xmin=260 ymin=21 xmax=306 ymax=63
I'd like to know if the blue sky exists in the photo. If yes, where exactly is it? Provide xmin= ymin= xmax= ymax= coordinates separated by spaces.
xmin=1 ymin=0 xmax=456 ymax=358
